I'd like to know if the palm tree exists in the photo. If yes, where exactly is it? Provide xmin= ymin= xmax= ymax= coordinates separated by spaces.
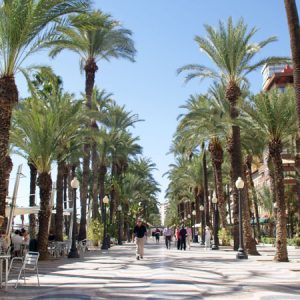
xmin=242 ymin=88 xmax=297 ymax=261
xmin=284 ymin=0 xmax=300 ymax=232
xmin=177 ymin=17 xmax=285 ymax=251
xmin=11 ymin=80 xmax=84 ymax=258
xmin=176 ymin=92 xmax=229 ymax=228
xmin=11 ymin=99 xmax=61 ymax=259
xmin=48 ymin=10 xmax=136 ymax=240
xmin=89 ymin=89 xmax=113 ymax=220
xmin=0 ymin=0 xmax=90 ymax=217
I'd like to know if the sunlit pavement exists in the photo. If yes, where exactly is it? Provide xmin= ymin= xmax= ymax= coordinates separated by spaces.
xmin=1 ymin=240 xmax=300 ymax=300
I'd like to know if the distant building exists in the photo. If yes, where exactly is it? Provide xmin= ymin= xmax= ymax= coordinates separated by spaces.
xmin=159 ymin=202 xmax=169 ymax=226
xmin=262 ymin=63 xmax=293 ymax=91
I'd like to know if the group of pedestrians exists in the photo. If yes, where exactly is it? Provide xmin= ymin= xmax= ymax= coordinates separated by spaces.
xmin=133 ymin=218 xmax=214 ymax=260
xmin=175 ymin=225 xmax=192 ymax=250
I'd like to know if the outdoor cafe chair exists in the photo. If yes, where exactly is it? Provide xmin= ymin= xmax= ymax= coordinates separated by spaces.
xmin=14 ymin=251 xmax=40 ymax=288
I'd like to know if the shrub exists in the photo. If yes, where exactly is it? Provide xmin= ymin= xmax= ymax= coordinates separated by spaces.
xmin=293 ymin=237 xmax=300 ymax=247
xmin=87 ymin=219 xmax=103 ymax=246
xmin=218 ymin=228 xmax=232 ymax=246
xmin=261 ymin=237 xmax=275 ymax=244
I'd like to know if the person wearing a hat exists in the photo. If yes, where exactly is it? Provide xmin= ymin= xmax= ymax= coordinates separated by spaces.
xmin=133 ymin=218 xmax=147 ymax=260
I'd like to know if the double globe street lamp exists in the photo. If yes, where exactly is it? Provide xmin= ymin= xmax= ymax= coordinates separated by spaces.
xmin=199 ymin=204 xmax=205 ymax=245
xmin=211 ymin=193 xmax=219 ymax=250
xmin=117 ymin=204 xmax=122 ymax=245
xmin=192 ymin=209 xmax=196 ymax=242
xmin=68 ymin=177 xmax=79 ymax=258
xmin=101 ymin=195 xmax=109 ymax=250
xmin=236 ymin=177 xmax=248 ymax=259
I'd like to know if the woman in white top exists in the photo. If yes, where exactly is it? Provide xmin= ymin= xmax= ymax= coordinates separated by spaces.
xmin=205 ymin=226 xmax=211 ymax=250
xmin=186 ymin=227 xmax=192 ymax=250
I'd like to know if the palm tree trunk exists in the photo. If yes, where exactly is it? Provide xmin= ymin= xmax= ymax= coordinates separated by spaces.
xmin=91 ymin=142 xmax=99 ymax=220
xmin=79 ymin=58 xmax=98 ymax=240
xmin=269 ymin=140 xmax=289 ymax=262
xmin=209 ymin=140 xmax=226 ymax=228
xmin=0 ymin=77 xmax=18 ymax=217
xmin=245 ymin=155 xmax=261 ymax=241
xmin=202 ymin=147 xmax=210 ymax=226
xmin=99 ymin=165 xmax=107 ymax=222
xmin=28 ymin=161 xmax=37 ymax=239
xmin=63 ymin=164 xmax=69 ymax=237
xmin=227 ymin=127 xmax=242 ymax=251
xmin=55 ymin=160 xmax=65 ymax=241
xmin=0 ymin=156 xmax=13 ymax=221
xmin=284 ymin=0 xmax=300 ymax=234
xmin=242 ymin=167 xmax=260 ymax=255
xmin=225 ymin=80 xmax=257 ymax=252
xmin=79 ymin=152 xmax=88 ymax=241
xmin=37 ymin=172 xmax=52 ymax=260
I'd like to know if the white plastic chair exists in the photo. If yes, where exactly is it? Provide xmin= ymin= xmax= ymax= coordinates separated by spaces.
xmin=15 ymin=251 xmax=40 ymax=288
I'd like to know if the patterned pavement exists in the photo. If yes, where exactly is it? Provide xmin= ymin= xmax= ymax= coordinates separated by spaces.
xmin=0 ymin=240 xmax=300 ymax=299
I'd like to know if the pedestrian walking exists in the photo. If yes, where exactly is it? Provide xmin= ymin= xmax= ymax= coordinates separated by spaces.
xmin=163 ymin=226 xmax=172 ymax=249
xmin=175 ymin=226 xmax=181 ymax=250
xmin=134 ymin=218 xmax=147 ymax=260
xmin=180 ymin=225 xmax=187 ymax=251
xmin=154 ymin=228 xmax=160 ymax=244
xmin=186 ymin=226 xmax=192 ymax=250
xmin=205 ymin=226 xmax=212 ymax=250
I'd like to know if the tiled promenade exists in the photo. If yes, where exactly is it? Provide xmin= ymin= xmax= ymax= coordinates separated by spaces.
xmin=0 ymin=240 xmax=300 ymax=299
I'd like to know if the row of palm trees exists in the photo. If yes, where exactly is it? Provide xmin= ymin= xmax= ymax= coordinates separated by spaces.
xmin=166 ymin=13 xmax=300 ymax=262
xmin=0 ymin=1 xmax=160 ymax=259
xmin=10 ymin=69 xmax=160 ymax=259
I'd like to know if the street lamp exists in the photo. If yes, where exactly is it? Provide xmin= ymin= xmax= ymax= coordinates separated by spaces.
xmin=127 ymin=212 xmax=131 ymax=242
xmin=273 ymin=202 xmax=278 ymax=240
xmin=192 ymin=209 xmax=196 ymax=242
xmin=187 ymin=213 xmax=191 ymax=227
xmin=199 ymin=204 xmax=205 ymax=245
xmin=251 ymin=212 xmax=256 ymax=240
xmin=235 ymin=177 xmax=248 ymax=259
xmin=101 ymin=195 xmax=109 ymax=250
xmin=211 ymin=193 xmax=219 ymax=250
xmin=117 ymin=204 xmax=122 ymax=245
xmin=68 ymin=177 xmax=80 ymax=258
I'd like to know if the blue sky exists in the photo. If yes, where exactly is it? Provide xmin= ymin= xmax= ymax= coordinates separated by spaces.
xmin=10 ymin=0 xmax=293 ymax=210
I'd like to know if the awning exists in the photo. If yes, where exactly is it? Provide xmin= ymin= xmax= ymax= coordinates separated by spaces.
xmin=5 ymin=206 xmax=72 ymax=217
xmin=5 ymin=206 xmax=40 ymax=217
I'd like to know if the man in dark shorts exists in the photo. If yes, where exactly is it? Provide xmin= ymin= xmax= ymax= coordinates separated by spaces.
xmin=134 ymin=218 xmax=147 ymax=260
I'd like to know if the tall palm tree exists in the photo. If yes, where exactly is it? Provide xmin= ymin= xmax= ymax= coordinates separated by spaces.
xmin=176 ymin=92 xmax=229 ymax=228
xmin=284 ymin=0 xmax=300 ymax=232
xmin=242 ymin=88 xmax=297 ymax=261
xmin=48 ymin=10 xmax=136 ymax=240
xmin=11 ymin=99 xmax=62 ymax=259
xmin=177 ymin=17 xmax=285 ymax=250
xmin=11 ymin=82 xmax=84 ymax=258
xmin=89 ymin=89 xmax=113 ymax=220
xmin=0 ymin=0 xmax=90 ymax=217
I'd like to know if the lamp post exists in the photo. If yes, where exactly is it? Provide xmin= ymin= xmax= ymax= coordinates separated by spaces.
xmin=192 ymin=209 xmax=196 ymax=242
xmin=199 ymin=204 xmax=205 ymax=245
xmin=117 ymin=204 xmax=122 ymax=245
xmin=211 ymin=193 xmax=219 ymax=250
xmin=127 ymin=212 xmax=131 ymax=242
xmin=68 ymin=177 xmax=80 ymax=258
xmin=187 ymin=213 xmax=191 ymax=229
xmin=273 ymin=202 xmax=278 ymax=240
xmin=236 ymin=177 xmax=248 ymax=259
xmin=251 ymin=212 xmax=256 ymax=240
xmin=101 ymin=195 xmax=109 ymax=250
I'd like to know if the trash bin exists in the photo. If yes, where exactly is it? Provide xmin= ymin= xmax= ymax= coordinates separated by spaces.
xmin=193 ymin=235 xmax=199 ymax=243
